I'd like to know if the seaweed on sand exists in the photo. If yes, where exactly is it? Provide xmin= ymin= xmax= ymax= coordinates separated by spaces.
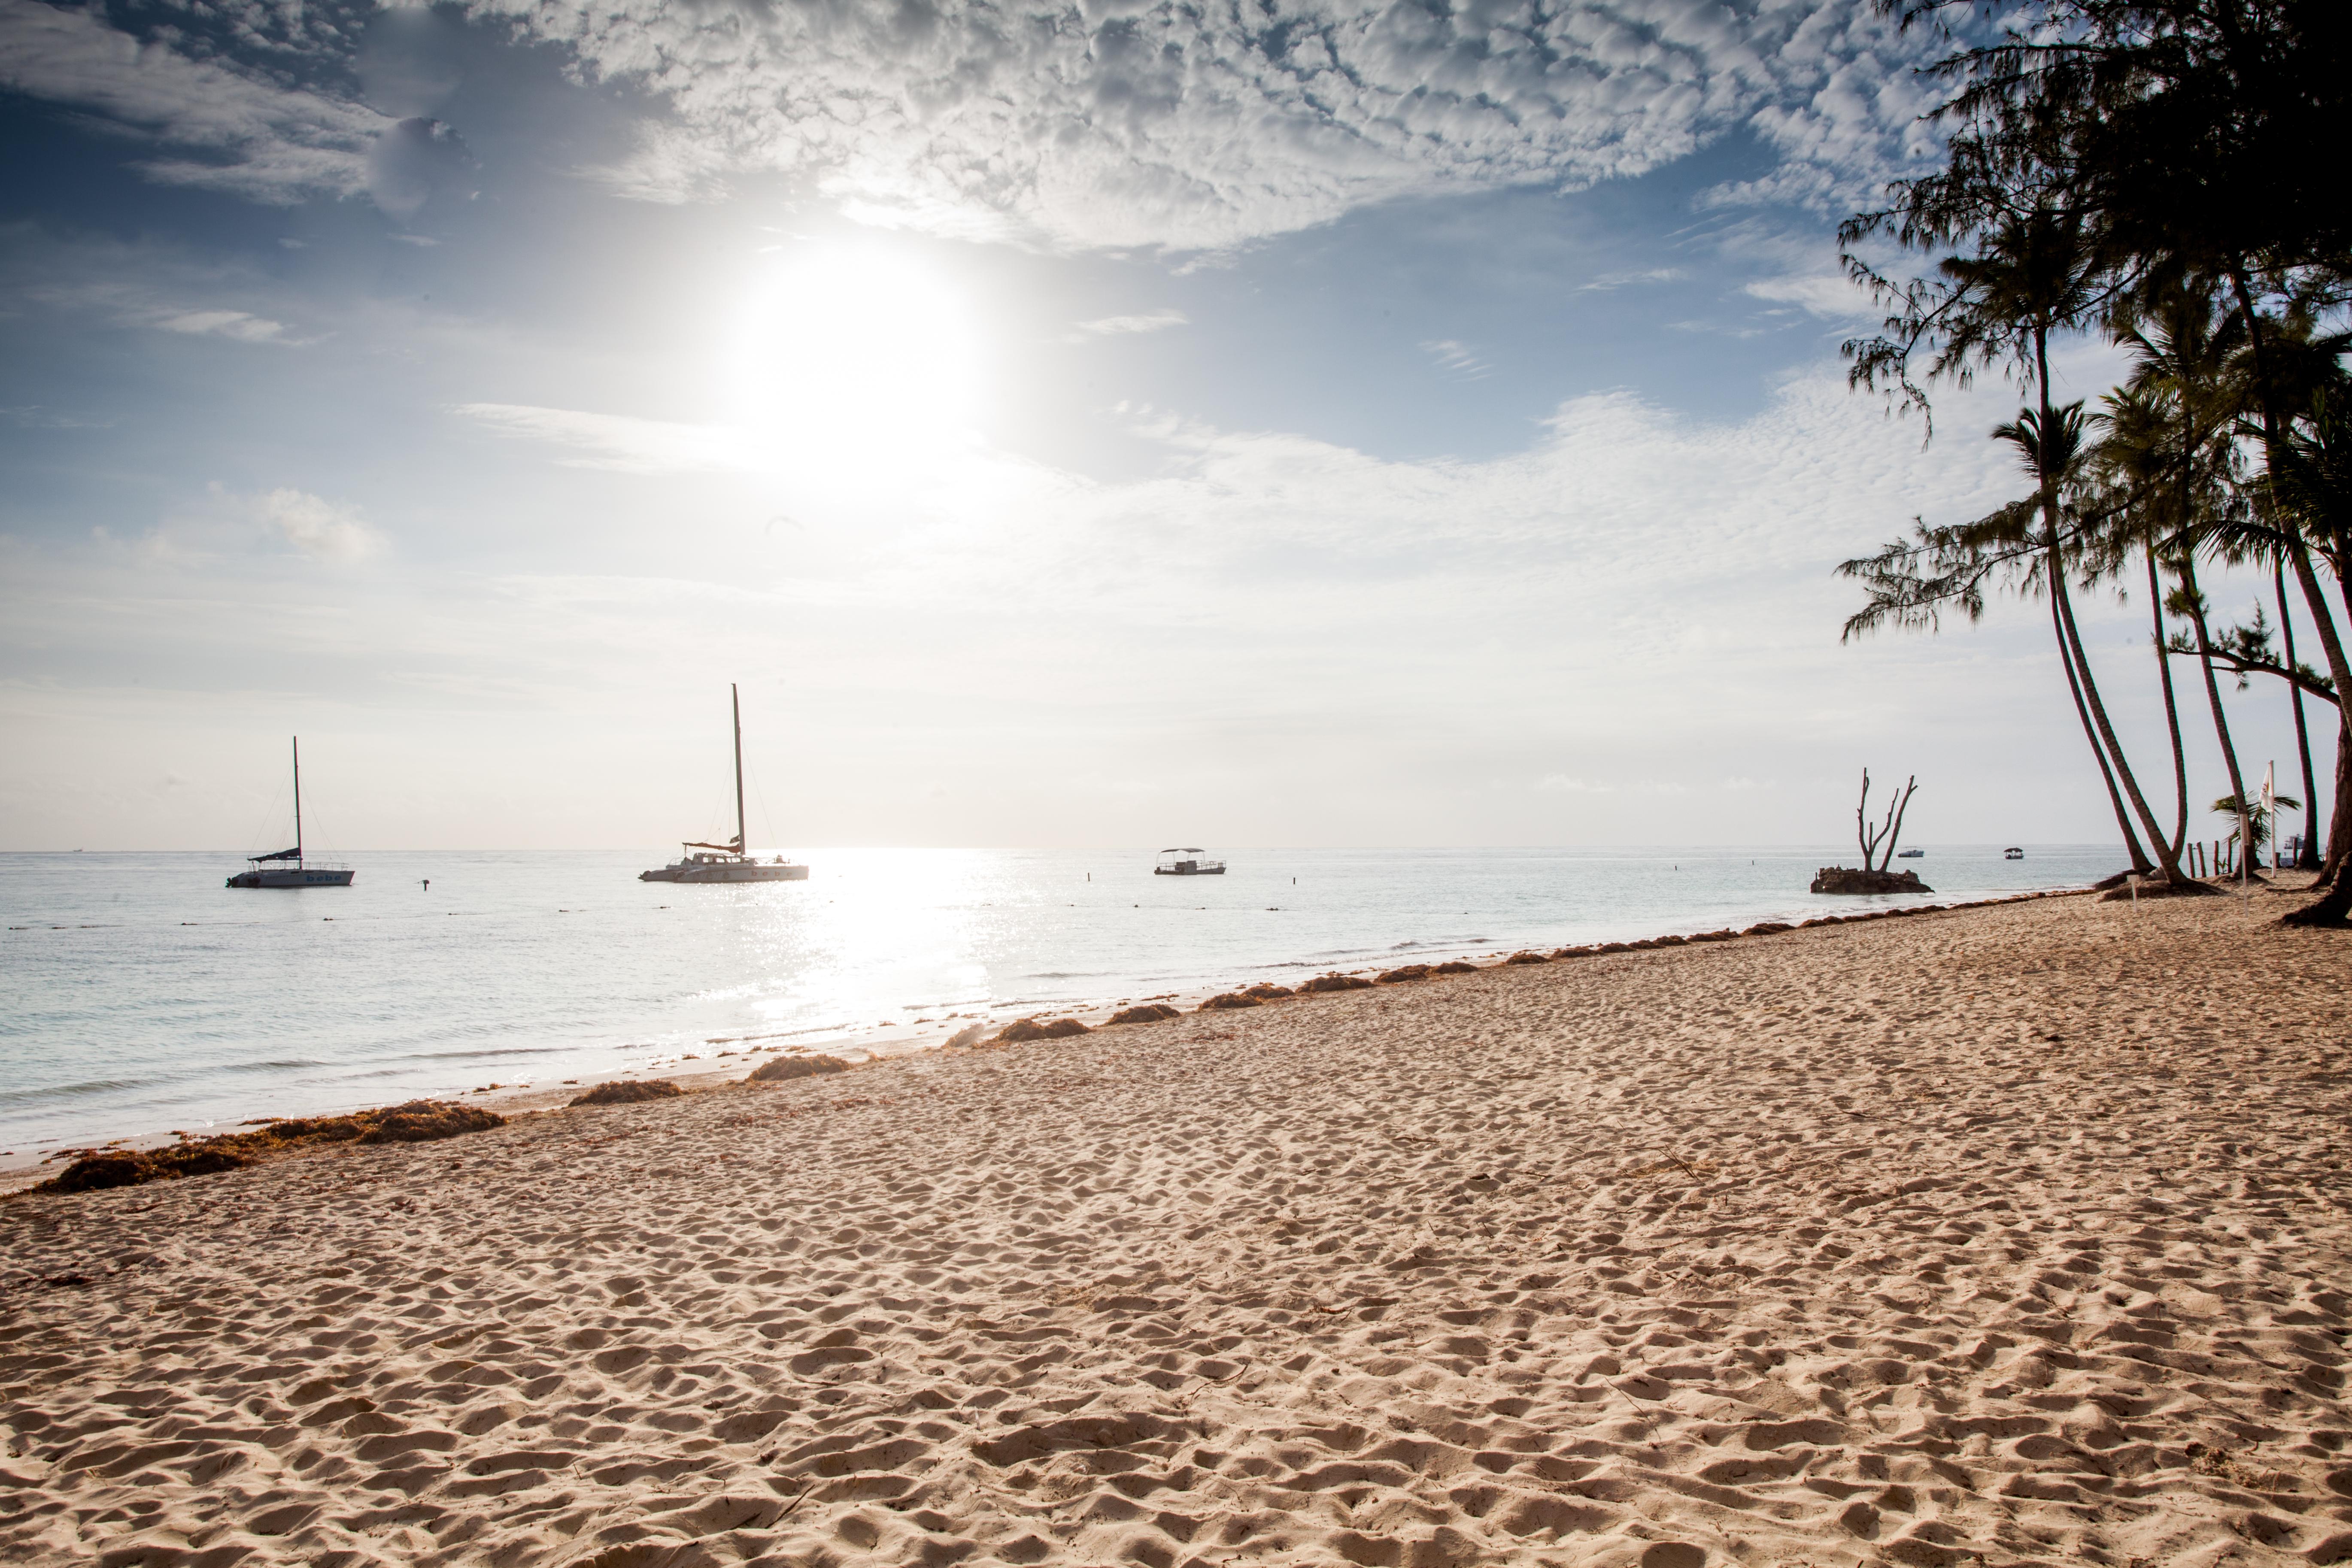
xmin=992 ymin=1017 xmax=1090 ymax=1043
xmin=571 ymin=1080 xmax=684 ymax=1106
xmin=32 ymin=1098 xmax=504 ymax=1195
xmin=748 ymin=1054 xmax=851 ymax=1083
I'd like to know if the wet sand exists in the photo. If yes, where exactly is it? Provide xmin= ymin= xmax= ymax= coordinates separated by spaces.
xmin=4 ymin=887 xmax=2350 ymax=1567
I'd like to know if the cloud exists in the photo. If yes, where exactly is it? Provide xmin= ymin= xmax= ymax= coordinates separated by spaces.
xmin=1576 ymin=267 xmax=1686 ymax=292
xmin=157 ymin=309 xmax=292 ymax=343
xmin=1743 ymin=271 xmax=1874 ymax=321
xmin=453 ymin=402 xmax=743 ymax=473
xmin=477 ymin=0 xmax=1943 ymax=249
xmin=1420 ymin=340 xmax=1493 ymax=380
xmin=249 ymin=488 xmax=385 ymax=561
xmin=366 ymin=116 xmax=478 ymax=221
xmin=0 ymin=0 xmax=388 ymax=204
xmin=110 ymin=484 xmax=387 ymax=563
xmin=1070 ymin=309 xmax=1189 ymax=340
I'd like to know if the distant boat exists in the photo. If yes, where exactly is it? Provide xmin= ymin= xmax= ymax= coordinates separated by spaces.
xmin=640 ymin=684 xmax=810 ymax=884
xmin=2004 ymin=846 xmax=2024 ymax=860
xmin=1155 ymin=848 xmax=1225 ymax=876
xmin=1896 ymin=848 xmax=1924 ymax=858
xmin=227 ymin=738 xmax=355 ymax=889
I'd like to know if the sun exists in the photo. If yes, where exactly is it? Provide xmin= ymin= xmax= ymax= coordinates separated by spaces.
xmin=729 ymin=241 xmax=982 ymax=485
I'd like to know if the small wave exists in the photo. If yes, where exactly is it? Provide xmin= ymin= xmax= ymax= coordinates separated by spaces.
xmin=400 ymin=1046 xmax=568 ymax=1062
xmin=0 ymin=1077 xmax=152 ymax=1105
xmin=1019 ymin=971 xmax=1109 ymax=980
xmin=222 ymin=1058 xmax=328 ymax=1073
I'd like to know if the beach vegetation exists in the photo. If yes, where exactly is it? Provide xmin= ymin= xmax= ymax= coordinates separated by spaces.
xmin=1836 ymin=0 xmax=2352 ymax=924
xmin=2212 ymin=791 xmax=2299 ymax=856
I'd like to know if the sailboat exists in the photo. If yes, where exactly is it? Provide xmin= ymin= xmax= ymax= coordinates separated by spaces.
xmin=640 ymin=684 xmax=810 ymax=883
xmin=226 ymin=738 xmax=356 ymax=888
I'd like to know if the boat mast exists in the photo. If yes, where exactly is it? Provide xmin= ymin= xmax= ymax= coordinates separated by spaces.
xmin=731 ymin=684 xmax=746 ymax=855
xmin=292 ymin=736 xmax=303 ymax=864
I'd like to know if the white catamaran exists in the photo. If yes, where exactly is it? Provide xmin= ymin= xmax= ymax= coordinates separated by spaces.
xmin=640 ymin=684 xmax=810 ymax=884
xmin=226 ymin=737 xmax=355 ymax=888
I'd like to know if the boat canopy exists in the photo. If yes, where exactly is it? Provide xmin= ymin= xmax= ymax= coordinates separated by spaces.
xmin=250 ymin=847 xmax=301 ymax=862
xmin=1159 ymin=847 xmax=1204 ymax=853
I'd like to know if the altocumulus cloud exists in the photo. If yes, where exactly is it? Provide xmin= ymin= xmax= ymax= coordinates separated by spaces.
xmin=520 ymin=0 xmax=1941 ymax=247
xmin=0 ymin=0 xmax=388 ymax=204
xmin=1 ymin=0 xmax=1944 ymax=247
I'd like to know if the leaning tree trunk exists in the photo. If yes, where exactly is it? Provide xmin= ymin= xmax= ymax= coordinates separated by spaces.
xmin=2226 ymin=270 xmax=2352 ymax=921
xmin=2179 ymin=556 xmax=2254 ymax=868
xmin=2284 ymin=722 xmax=2352 ymax=927
xmin=2055 ymin=554 xmax=2185 ymax=873
xmin=2152 ymin=551 xmax=2191 ymax=860
xmin=2278 ymin=562 xmax=2322 ymax=868
xmin=2053 ymin=589 xmax=2152 ymax=871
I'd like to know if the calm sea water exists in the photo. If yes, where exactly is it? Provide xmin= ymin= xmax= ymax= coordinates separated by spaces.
xmin=0 ymin=845 xmax=2117 ymax=1153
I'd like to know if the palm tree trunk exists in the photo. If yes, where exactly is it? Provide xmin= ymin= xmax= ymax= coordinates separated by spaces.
xmin=2227 ymin=267 xmax=2352 ymax=919
xmin=2277 ymin=561 xmax=2322 ymax=868
xmin=2285 ymin=540 xmax=2352 ymax=892
xmin=2179 ymin=557 xmax=2254 ymax=865
xmin=2152 ymin=550 xmax=2191 ymax=859
xmin=2053 ymin=585 xmax=2152 ymax=871
xmin=2031 ymin=321 xmax=2163 ymax=874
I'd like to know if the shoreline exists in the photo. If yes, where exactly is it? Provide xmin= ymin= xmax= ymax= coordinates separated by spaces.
xmin=5 ymin=883 xmax=2347 ymax=1567
xmin=0 ymin=883 xmax=2118 ymax=1195
xmin=0 ymin=849 xmax=2120 ymax=1166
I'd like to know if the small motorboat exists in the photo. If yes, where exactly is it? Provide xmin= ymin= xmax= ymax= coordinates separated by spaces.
xmin=2003 ymin=847 xmax=2024 ymax=860
xmin=1896 ymin=848 xmax=1924 ymax=858
xmin=227 ymin=738 xmax=355 ymax=888
xmin=1155 ymin=848 xmax=1225 ymax=876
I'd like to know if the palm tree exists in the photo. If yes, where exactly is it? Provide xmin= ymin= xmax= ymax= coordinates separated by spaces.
xmin=2093 ymin=274 xmax=2251 ymax=863
xmin=1842 ymin=204 xmax=2187 ymax=880
xmin=2265 ymin=387 xmax=2352 ymax=921
xmin=2212 ymin=792 xmax=2300 ymax=867
xmin=1851 ymin=0 xmax=2352 ymax=922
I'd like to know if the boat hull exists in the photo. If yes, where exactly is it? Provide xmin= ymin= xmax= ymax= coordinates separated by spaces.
xmin=227 ymin=867 xmax=356 ymax=888
xmin=640 ymin=863 xmax=810 ymax=883
xmin=1153 ymin=866 xmax=1225 ymax=875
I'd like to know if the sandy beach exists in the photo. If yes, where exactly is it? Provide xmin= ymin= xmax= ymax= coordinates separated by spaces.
xmin=5 ymin=889 xmax=2350 ymax=1568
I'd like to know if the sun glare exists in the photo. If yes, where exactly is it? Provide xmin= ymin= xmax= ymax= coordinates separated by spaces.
xmin=730 ymin=243 xmax=982 ymax=485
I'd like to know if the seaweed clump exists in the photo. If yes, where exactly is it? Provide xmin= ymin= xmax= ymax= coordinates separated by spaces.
xmin=33 ymin=1098 xmax=504 ymax=1195
xmin=992 ymin=1017 xmax=1090 ymax=1043
xmin=1106 ymin=1004 xmax=1181 ymax=1025
xmin=748 ymin=1054 xmax=850 ymax=1083
xmin=571 ymin=1080 xmax=684 ymax=1107
xmin=1376 ymin=964 xmax=1430 ymax=983
xmin=1199 ymin=992 xmax=1261 ymax=1010
xmin=39 ymin=1145 xmax=253 ymax=1194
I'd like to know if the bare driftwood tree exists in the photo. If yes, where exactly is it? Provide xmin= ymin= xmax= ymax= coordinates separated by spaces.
xmin=1856 ymin=769 xmax=1920 ymax=871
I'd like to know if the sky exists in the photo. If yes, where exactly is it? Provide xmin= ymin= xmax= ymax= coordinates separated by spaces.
xmin=0 ymin=0 xmax=2337 ymax=853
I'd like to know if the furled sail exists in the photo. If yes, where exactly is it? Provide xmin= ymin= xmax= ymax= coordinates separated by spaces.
xmin=251 ymin=847 xmax=302 ymax=862
xmin=681 ymin=837 xmax=743 ymax=852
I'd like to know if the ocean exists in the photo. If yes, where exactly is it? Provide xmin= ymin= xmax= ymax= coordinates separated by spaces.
xmin=0 ymin=844 xmax=2117 ymax=1156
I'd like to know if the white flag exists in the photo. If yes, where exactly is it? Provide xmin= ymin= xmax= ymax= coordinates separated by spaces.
xmin=2262 ymin=762 xmax=2276 ymax=816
